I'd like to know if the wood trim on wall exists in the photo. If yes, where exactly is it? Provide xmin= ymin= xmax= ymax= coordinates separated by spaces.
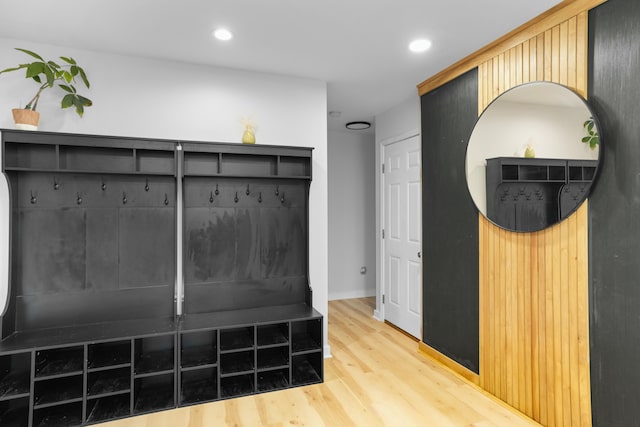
xmin=477 ymin=12 xmax=592 ymax=427
xmin=417 ymin=0 xmax=607 ymax=96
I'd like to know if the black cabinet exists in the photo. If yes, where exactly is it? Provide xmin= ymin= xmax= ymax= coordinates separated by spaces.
xmin=486 ymin=157 xmax=597 ymax=231
xmin=0 ymin=129 xmax=323 ymax=426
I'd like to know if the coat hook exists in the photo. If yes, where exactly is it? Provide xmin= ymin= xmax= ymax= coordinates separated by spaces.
xmin=246 ymin=184 xmax=250 ymax=196
xmin=258 ymin=192 xmax=262 ymax=203
xmin=209 ymin=191 xmax=214 ymax=204
xmin=145 ymin=179 xmax=150 ymax=192
xmin=164 ymin=193 xmax=169 ymax=206
xmin=215 ymin=184 xmax=219 ymax=196
xmin=53 ymin=177 xmax=60 ymax=190
xmin=77 ymin=192 xmax=83 ymax=205
xmin=234 ymin=192 xmax=239 ymax=203
xmin=275 ymin=185 xmax=279 ymax=196
xmin=281 ymin=192 xmax=285 ymax=204
xmin=101 ymin=180 xmax=107 ymax=191
xmin=30 ymin=191 xmax=36 ymax=205
xmin=122 ymin=192 xmax=128 ymax=205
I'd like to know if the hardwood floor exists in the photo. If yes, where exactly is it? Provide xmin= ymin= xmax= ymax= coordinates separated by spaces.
xmin=100 ymin=298 xmax=540 ymax=427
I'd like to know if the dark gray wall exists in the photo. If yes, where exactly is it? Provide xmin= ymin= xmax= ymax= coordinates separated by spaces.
xmin=589 ymin=0 xmax=640 ymax=425
xmin=421 ymin=68 xmax=480 ymax=373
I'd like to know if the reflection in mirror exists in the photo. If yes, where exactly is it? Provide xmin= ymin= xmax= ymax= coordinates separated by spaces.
xmin=465 ymin=82 xmax=600 ymax=232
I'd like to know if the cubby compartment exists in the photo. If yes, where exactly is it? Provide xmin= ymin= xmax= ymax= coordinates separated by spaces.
xmin=291 ymin=319 xmax=322 ymax=354
xmin=519 ymin=165 xmax=547 ymax=181
xmin=184 ymin=152 xmax=220 ymax=175
xmin=257 ymin=368 xmax=289 ymax=392
xmin=501 ymin=164 xmax=518 ymax=181
xmin=133 ymin=373 xmax=175 ymax=414
xmin=88 ymin=340 xmax=131 ymax=371
xmin=135 ymin=335 xmax=175 ymax=375
xmin=0 ymin=397 xmax=29 ymax=427
xmin=292 ymin=353 xmax=322 ymax=386
xmin=88 ymin=367 xmax=131 ymax=397
xmin=86 ymin=393 xmax=131 ymax=424
xmin=548 ymin=165 xmax=566 ymax=181
xmin=59 ymin=145 xmax=134 ymax=172
xmin=257 ymin=323 xmax=288 ymax=347
xmin=136 ymin=149 xmax=175 ymax=174
xmin=33 ymin=401 xmax=82 ymax=427
xmin=257 ymin=347 xmax=289 ymax=370
xmin=221 ymin=374 xmax=254 ymax=398
xmin=279 ymin=156 xmax=310 ymax=177
xmin=221 ymin=153 xmax=276 ymax=176
xmin=3 ymin=142 xmax=57 ymax=170
xmin=180 ymin=330 xmax=217 ymax=369
xmin=220 ymin=350 xmax=254 ymax=375
xmin=35 ymin=346 xmax=84 ymax=379
xmin=0 ymin=352 xmax=31 ymax=401
xmin=180 ymin=367 xmax=217 ymax=405
xmin=34 ymin=375 xmax=83 ymax=408
xmin=220 ymin=327 xmax=254 ymax=352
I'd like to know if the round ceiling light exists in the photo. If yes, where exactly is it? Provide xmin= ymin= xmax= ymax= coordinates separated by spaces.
xmin=213 ymin=28 xmax=233 ymax=41
xmin=346 ymin=121 xmax=371 ymax=130
xmin=409 ymin=39 xmax=432 ymax=53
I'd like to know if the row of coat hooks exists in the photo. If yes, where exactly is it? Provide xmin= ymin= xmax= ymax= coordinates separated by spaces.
xmin=208 ymin=184 xmax=286 ymax=204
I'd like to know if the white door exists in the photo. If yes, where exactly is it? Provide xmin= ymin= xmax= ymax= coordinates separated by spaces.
xmin=383 ymin=136 xmax=422 ymax=338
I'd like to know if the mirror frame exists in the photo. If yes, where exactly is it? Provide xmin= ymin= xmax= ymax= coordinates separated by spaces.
xmin=465 ymin=81 xmax=603 ymax=232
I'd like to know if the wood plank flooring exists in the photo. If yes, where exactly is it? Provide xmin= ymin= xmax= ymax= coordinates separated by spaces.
xmin=99 ymin=298 xmax=540 ymax=427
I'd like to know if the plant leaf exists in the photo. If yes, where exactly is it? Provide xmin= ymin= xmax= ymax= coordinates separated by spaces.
xmin=26 ymin=62 xmax=45 ymax=78
xmin=78 ymin=67 xmax=90 ymax=88
xmin=72 ymin=97 xmax=85 ymax=117
xmin=15 ymin=48 xmax=44 ymax=61
xmin=59 ymin=56 xmax=76 ymax=65
xmin=0 ymin=64 xmax=28 ymax=74
xmin=62 ymin=70 xmax=72 ymax=83
xmin=58 ymin=84 xmax=74 ymax=93
xmin=32 ymin=75 xmax=42 ymax=83
xmin=587 ymin=121 xmax=594 ymax=133
xmin=78 ymin=95 xmax=92 ymax=107
xmin=70 ymin=65 xmax=78 ymax=76
xmin=43 ymin=64 xmax=55 ymax=86
xmin=61 ymin=94 xmax=75 ymax=109
xmin=47 ymin=61 xmax=61 ymax=69
xmin=582 ymin=136 xmax=590 ymax=143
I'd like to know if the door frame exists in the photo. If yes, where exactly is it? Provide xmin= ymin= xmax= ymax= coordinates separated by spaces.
xmin=375 ymin=129 xmax=421 ymax=335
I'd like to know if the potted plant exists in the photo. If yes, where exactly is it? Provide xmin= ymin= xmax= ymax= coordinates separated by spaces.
xmin=582 ymin=117 xmax=599 ymax=150
xmin=0 ymin=48 xmax=92 ymax=130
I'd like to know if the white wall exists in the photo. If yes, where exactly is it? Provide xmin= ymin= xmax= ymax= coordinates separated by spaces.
xmin=328 ymin=130 xmax=375 ymax=300
xmin=374 ymin=95 xmax=421 ymax=320
xmin=0 ymin=38 xmax=330 ymax=353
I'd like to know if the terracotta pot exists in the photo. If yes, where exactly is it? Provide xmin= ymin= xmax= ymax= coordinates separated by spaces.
xmin=12 ymin=108 xmax=40 ymax=131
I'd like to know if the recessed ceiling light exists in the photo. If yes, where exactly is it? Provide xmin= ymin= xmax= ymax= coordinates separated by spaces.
xmin=409 ymin=39 xmax=432 ymax=53
xmin=213 ymin=28 xmax=233 ymax=41
xmin=346 ymin=121 xmax=371 ymax=130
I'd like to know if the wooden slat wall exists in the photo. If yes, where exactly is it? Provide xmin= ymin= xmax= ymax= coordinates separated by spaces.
xmin=478 ymin=13 xmax=591 ymax=427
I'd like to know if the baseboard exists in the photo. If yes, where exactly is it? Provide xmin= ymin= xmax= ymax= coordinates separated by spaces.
xmin=372 ymin=309 xmax=383 ymax=321
xmin=328 ymin=289 xmax=376 ymax=301
xmin=323 ymin=344 xmax=332 ymax=359
xmin=417 ymin=341 xmax=480 ymax=385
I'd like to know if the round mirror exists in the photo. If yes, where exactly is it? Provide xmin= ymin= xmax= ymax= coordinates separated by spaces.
xmin=465 ymin=82 xmax=601 ymax=232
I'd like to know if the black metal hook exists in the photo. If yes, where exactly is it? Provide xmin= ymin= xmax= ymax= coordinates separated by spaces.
xmin=30 ymin=191 xmax=36 ymax=205
xmin=209 ymin=191 xmax=214 ymax=203
xmin=281 ymin=192 xmax=285 ymax=204
xmin=215 ymin=184 xmax=219 ymax=196
xmin=77 ymin=193 xmax=83 ymax=205
xmin=101 ymin=180 xmax=107 ymax=191
xmin=145 ymin=179 xmax=150 ymax=192
xmin=258 ymin=192 xmax=262 ymax=203
xmin=275 ymin=185 xmax=279 ymax=196
xmin=246 ymin=184 xmax=250 ymax=196
xmin=53 ymin=177 xmax=60 ymax=190
xmin=234 ymin=192 xmax=239 ymax=203
xmin=122 ymin=192 xmax=128 ymax=205
xmin=164 ymin=193 xmax=169 ymax=206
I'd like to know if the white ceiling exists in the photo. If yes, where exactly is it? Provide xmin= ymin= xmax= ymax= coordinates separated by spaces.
xmin=0 ymin=0 xmax=562 ymax=132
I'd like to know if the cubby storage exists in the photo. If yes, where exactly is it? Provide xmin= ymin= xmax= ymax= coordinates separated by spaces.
xmin=180 ymin=367 xmax=217 ymax=405
xmin=180 ymin=330 xmax=217 ymax=369
xmin=135 ymin=335 xmax=175 ymax=376
xmin=0 ymin=129 xmax=322 ymax=426
xmin=0 ymin=353 xmax=31 ymax=401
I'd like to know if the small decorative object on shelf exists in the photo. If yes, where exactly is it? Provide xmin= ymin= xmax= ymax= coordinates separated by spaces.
xmin=242 ymin=123 xmax=256 ymax=144
xmin=0 ymin=48 xmax=92 ymax=130
xmin=524 ymin=144 xmax=535 ymax=158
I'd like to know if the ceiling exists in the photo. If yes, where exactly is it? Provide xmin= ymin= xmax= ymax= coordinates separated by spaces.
xmin=0 ymin=0 xmax=562 ymax=132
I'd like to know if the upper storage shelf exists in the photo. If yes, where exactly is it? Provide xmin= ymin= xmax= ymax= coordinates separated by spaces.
xmin=1 ymin=130 xmax=176 ymax=176
xmin=182 ymin=142 xmax=312 ymax=179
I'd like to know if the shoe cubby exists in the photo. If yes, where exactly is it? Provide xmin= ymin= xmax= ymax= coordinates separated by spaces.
xmin=220 ymin=350 xmax=255 ymax=376
xmin=87 ymin=367 xmax=131 ymax=397
xmin=257 ymin=347 xmax=289 ymax=371
xmin=34 ymin=375 xmax=83 ymax=408
xmin=257 ymin=368 xmax=289 ymax=392
xmin=180 ymin=367 xmax=217 ymax=405
xmin=134 ymin=335 xmax=175 ymax=376
xmin=33 ymin=401 xmax=83 ymax=427
xmin=35 ymin=346 xmax=84 ymax=379
xmin=221 ymin=374 xmax=254 ymax=398
xmin=291 ymin=319 xmax=322 ymax=354
xmin=180 ymin=330 xmax=217 ymax=369
xmin=0 ymin=352 xmax=31 ymax=401
xmin=292 ymin=353 xmax=322 ymax=386
xmin=133 ymin=373 xmax=175 ymax=414
xmin=88 ymin=340 xmax=131 ymax=371
xmin=220 ymin=327 xmax=254 ymax=352
xmin=0 ymin=397 xmax=29 ymax=427
xmin=257 ymin=323 xmax=289 ymax=347
xmin=86 ymin=393 xmax=131 ymax=424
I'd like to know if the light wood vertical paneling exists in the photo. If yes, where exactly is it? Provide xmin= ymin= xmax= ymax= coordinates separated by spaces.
xmin=478 ymin=13 xmax=591 ymax=427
